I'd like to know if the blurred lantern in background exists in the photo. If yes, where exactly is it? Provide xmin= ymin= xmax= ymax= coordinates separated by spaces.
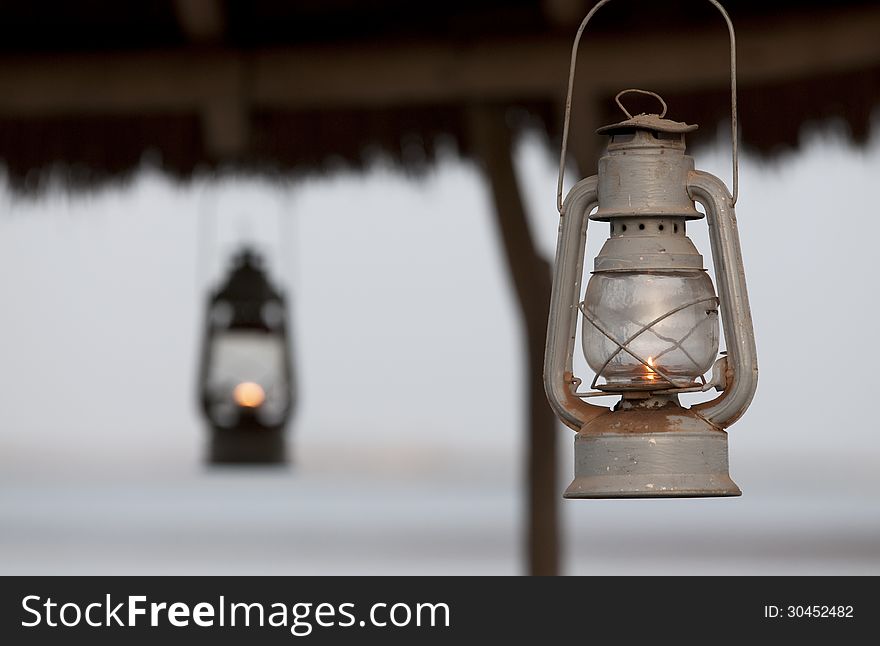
xmin=544 ymin=0 xmax=757 ymax=498
xmin=199 ymin=247 xmax=295 ymax=464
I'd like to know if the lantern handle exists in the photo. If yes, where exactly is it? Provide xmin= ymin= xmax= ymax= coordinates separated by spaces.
xmin=615 ymin=88 xmax=667 ymax=119
xmin=557 ymin=0 xmax=739 ymax=212
xmin=687 ymin=170 xmax=757 ymax=428
xmin=544 ymin=175 xmax=610 ymax=431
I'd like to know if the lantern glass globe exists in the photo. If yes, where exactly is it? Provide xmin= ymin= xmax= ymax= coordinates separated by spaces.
xmin=581 ymin=271 xmax=720 ymax=388
xmin=205 ymin=330 xmax=289 ymax=425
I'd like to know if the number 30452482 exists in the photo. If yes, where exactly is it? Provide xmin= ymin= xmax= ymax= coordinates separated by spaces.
xmin=787 ymin=606 xmax=854 ymax=618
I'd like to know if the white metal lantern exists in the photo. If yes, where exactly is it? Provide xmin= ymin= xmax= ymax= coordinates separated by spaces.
xmin=544 ymin=0 xmax=757 ymax=498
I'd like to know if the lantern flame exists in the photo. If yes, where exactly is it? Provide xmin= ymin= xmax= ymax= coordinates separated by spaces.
xmin=646 ymin=356 xmax=657 ymax=382
xmin=233 ymin=381 xmax=266 ymax=408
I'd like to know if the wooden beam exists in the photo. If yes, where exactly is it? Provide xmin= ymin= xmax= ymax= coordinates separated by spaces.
xmin=0 ymin=6 xmax=878 ymax=115
xmin=0 ymin=52 xmax=240 ymax=114
xmin=252 ymin=6 xmax=880 ymax=107
xmin=173 ymin=0 xmax=226 ymax=44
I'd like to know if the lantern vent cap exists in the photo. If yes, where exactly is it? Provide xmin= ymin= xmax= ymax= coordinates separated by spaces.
xmin=596 ymin=113 xmax=698 ymax=136
xmin=596 ymin=88 xmax=697 ymax=136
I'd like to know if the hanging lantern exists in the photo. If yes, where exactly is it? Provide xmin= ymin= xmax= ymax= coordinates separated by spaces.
xmin=544 ymin=0 xmax=757 ymax=497
xmin=199 ymin=247 xmax=295 ymax=464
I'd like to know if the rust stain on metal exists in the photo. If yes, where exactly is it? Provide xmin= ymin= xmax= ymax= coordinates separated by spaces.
xmin=578 ymin=402 xmax=700 ymax=437
xmin=556 ymin=370 xmax=611 ymax=431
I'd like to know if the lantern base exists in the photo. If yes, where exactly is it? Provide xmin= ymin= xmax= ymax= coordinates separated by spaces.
xmin=564 ymin=406 xmax=740 ymax=499
xmin=208 ymin=426 xmax=287 ymax=465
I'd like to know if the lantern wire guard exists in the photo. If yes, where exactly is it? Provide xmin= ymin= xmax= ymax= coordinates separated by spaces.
xmin=556 ymin=0 xmax=739 ymax=213
xmin=576 ymin=295 xmax=719 ymax=395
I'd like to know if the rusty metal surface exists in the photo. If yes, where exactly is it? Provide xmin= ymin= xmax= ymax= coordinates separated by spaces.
xmin=564 ymin=401 xmax=741 ymax=498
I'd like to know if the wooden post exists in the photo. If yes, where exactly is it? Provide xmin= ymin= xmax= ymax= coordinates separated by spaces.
xmin=468 ymin=104 xmax=559 ymax=576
